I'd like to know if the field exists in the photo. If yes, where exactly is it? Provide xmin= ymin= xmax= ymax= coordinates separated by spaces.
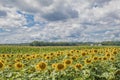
xmin=0 ymin=46 xmax=120 ymax=80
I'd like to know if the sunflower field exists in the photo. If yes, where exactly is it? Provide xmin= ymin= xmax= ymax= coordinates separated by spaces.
xmin=0 ymin=46 xmax=120 ymax=80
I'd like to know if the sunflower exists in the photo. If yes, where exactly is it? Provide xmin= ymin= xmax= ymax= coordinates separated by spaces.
xmin=81 ymin=52 xmax=86 ymax=56
xmin=105 ymin=53 xmax=111 ymax=58
xmin=85 ymin=58 xmax=92 ymax=64
xmin=76 ymin=50 xmax=79 ymax=53
xmin=94 ymin=49 xmax=98 ymax=53
xmin=10 ymin=54 xmax=14 ymax=57
xmin=43 ymin=54 xmax=47 ymax=57
xmin=6 ymin=54 xmax=10 ymax=58
xmin=52 ymin=63 xmax=56 ymax=68
xmin=31 ymin=55 xmax=36 ymax=59
xmin=102 ymin=56 xmax=108 ymax=61
xmin=26 ymin=56 xmax=31 ymax=61
xmin=63 ymin=59 xmax=73 ymax=66
xmin=93 ymin=56 xmax=98 ymax=62
xmin=14 ymin=62 xmax=24 ymax=70
xmin=71 ymin=56 xmax=77 ymax=60
xmin=0 ymin=61 xmax=4 ymax=70
xmin=67 ymin=53 xmax=72 ymax=57
xmin=112 ymin=51 xmax=117 ymax=55
xmin=1 ymin=54 xmax=6 ymax=58
xmin=55 ymin=63 xmax=66 ymax=71
xmin=70 ymin=50 xmax=74 ymax=53
xmin=35 ymin=62 xmax=47 ymax=71
xmin=74 ymin=63 xmax=82 ymax=70
xmin=109 ymin=57 xmax=115 ymax=61
xmin=99 ymin=57 xmax=102 ymax=60
xmin=45 ymin=55 xmax=51 ymax=60
xmin=25 ymin=54 xmax=30 ymax=57
xmin=50 ymin=53 xmax=54 ymax=56
xmin=8 ymin=64 xmax=13 ymax=68
xmin=14 ymin=58 xmax=21 ymax=62
xmin=60 ymin=51 xmax=64 ymax=55
xmin=56 ymin=53 xmax=61 ymax=57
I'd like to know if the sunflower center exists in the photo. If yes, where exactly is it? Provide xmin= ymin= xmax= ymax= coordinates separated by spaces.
xmin=65 ymin=60 xmax=71 ymax=64
xmin=86 ymin=59 xmax=91 ymax=63
xmin=39 ymin=63 xmax=46 ymax=69
xmin=75 ymin=64 xmax=82 ymax=70
xmin=57 ymin=64 xmax=64 ymax=70
xmin=94 ymin=57 xmax=98 ymax=60
xmin=17 ymin=64 xmax=22 ymax=68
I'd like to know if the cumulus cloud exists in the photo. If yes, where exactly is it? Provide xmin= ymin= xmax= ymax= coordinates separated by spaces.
xmin=0 ymin=0 xmax=120 ymax=43
xmin=0 ymin=4 xmax=26 ymax=28
xmin=42 ymin=8 xmax=78 ymax=21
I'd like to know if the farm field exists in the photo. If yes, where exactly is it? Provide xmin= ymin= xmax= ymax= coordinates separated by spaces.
xmin=0 ymin=46 xmax=120 ymax=80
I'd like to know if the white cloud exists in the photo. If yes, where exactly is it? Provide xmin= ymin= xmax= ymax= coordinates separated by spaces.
xmin=0 ymin=0 xmax=120 ymax=43
xmin=0 ymin=4 xmax=26 ymax=28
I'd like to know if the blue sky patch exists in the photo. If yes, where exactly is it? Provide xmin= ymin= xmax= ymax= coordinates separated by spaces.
xmin=17 ymin=11 xmax=35 ymax=27
xmin=0 ymin=28 xmax=4 ymax=32
xmin=17 ymin=11 xmax=47 ymax=27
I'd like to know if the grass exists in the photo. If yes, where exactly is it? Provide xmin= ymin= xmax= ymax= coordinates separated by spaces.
xmin=0 ymin=45 xmax=119 ymax=54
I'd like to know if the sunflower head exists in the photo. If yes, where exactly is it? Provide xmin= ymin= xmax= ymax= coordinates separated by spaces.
xmin=8 ymin=64 xmax=13 ymax=68
xmin=56 ymin=53 xmax=61 ymax=57
xmin=26 ymin=57 xmax=31 ymax=61
xmin=43 ymin=54 xmax=47 ymax=57
xmin=110 ymin=57 xmax=115 ymax=61
xmin=112 ymin=51 xmax=117 ymax=55
xmin=14 ymin=62 xmax=24 ymax=70
xmin=14 ymin=58 xmax=21 ymax=62
xmin=93 ymin=56 xmax=98 ymax=61
xmin=81 ymin=52 xmax=86 ymax=56
xmin=102 ymin=56 xmax=108 ymax=61
xmin=31 ymin=55 xmax=36 ymax=59
xmin=50 ymin=53 xmax=54 ymax=56
xmin=2 ymin=54 xmax=6 ymax=58
xmin=67 ymin=53 xmax=72 ymax=57
xmin=85 ymin=58 xmax=92 ymax=64
xmin=63 ymin=59 xmax=73 ymax=66
xmin=71 ymin=56 xmax=77 ymax=60
xmin=35 ymin=62 xmax=47 ymax=71
xmin=94 ymin=49 xmax=98 ymax=53
xmin=74 ymin=63 xmax=82 ymax=70
xmin=6 ymin=54 xmax=10 ymax=58
xmin=52 ymin=63 xmax=56 ymax=68
xmin=45 ymin=55 xmax=51 ymax=60
xmin=55 ymin=63 xmax=66 ymax=71
xmin=76 ymin=50 xmax=79 ymax=53
xmin=70 ymin=50 xmax=74 ymax=53
xmin=99 ymin=57 xmax=102 ymax=60
xmin=105 ymin=53 xmax=111 ymax=58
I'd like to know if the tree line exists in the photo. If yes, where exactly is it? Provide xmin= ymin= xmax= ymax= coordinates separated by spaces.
xmin=29 ymin=41 xmax=120 ymax=46
xmin=29 ymin=41 xmax=92 ymax=46
xmin=0 ymin=41 xmax=120 ymax=46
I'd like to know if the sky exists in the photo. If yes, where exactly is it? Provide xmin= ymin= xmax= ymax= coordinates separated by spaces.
xmin=0 ymin=0 xmax=120 ymax=44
